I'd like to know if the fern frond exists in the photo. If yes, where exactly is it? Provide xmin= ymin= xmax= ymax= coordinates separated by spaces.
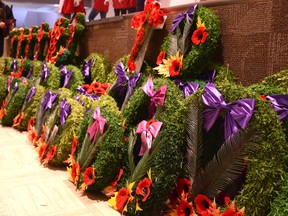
xmin=191 ymin=130 xmax=256 ymax=199
xmin=179 ymin=20 xmax=193 ymax=56
xmin=47 ymin=125 xmax=58 ymax=147
xmin=167 ymin=34 xmax=178 ymax=57
xmin=186 ymin=97 xmax=203 ymax=189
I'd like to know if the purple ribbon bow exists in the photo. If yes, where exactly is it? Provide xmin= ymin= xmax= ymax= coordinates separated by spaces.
xmin=41 ymin=61 xmax=50 ymax=84
xmin=27 ymin=65 xmax=33 ymax=79
xmin=11 ymin=59 xmax=17 ymax=72
xmin=76 ymin=87 xmax=100 ymax=101
xmin=114 ymin=61 xmax=141 ymax=99
xmin=26 ymin=86 xmax=36 ymax=103
xmin=171 ymin=4 xmax=198 ymax=32
xmin=136 ymin=120 xmax=163 ymax=156
xmin=60 ymin=66 xmax=73 ymax=88
xmin=142 ymin=76 xmax=167 ymax=118
xmin=7 ymin=76 xmax=14 ymax=92
xmin=174 ymin=80 xmax=199 ymax=98
xmin=73 ymin=95 xmax=85 ymax=106
xmin=41 ymin=90 xmax=58 ymax=111
xmin=266 ymin=94 xmax=288 ymax=121
xmin=82 ymin=58 xmax=94 ymax=77
xmin=87 ymin=106 xmax=106 ymax=142
xmin=201 ymin=83 xmax=255 ymax=139
xmin=59 ymin=98 xmax=71 ymax=127
xmin=13 ymin=82 xmax=18 ymax=93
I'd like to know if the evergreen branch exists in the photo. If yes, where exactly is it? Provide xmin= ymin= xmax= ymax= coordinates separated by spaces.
xmin=128 ymin=130 xmax=137 ymax=174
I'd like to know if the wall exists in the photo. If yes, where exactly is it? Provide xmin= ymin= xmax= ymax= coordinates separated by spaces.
xmin=80 ymin=0 xmax=288 ymax=86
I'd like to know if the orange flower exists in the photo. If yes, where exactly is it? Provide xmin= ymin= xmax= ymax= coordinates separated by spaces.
xmin=40 ymin=126 xmax=46 ymax=143
xmin=194 ymin=194 xmax=214 ymax=215
xmin=83 ymin=167 xmax=95 ymax=186
xmin=67 ymin=162 xmax=81 ymax=185
xmin=103 ymin=169 xmax=124 ymax=196
xmin=260 ymin=94 xmax=267 ymax=101
xmin=94 ymin=87 xmax=106 ymax=96
xmin=178 ymin=199 xmax=196 ymax=216
xmin=27 ymin=117 xmax=35 ymax=131
xmin=0 ymin=98 xmax=7 ymax=120
xmin=116 ymin=187 xmax=129 ymax=212
xmin=81 ymin=84 xmax=93 ymax=93
xmin=191 ymin=27 xmax=208 ymax=45
xmin=128 ymin=59 xmax=136 ymax=73
xmin=71 ymin=135 xmax=78 ymax=155
xmin=101 ymin=83 xmax=110 ymax=90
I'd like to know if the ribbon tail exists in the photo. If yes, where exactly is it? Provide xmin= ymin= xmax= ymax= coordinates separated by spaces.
xmin=224 ymin=112 xmax=238 ymax=140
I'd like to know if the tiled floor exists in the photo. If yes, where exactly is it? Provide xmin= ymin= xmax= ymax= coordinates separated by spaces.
xmin=0 ymin=125 xmax=120 ymax=216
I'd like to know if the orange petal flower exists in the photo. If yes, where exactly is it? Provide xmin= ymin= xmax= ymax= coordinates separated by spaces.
xmin=38 ymin=142 xmax=48 ymax=162
xmin=42 ymin=145 xmax=57 ymax=165
xmin=191 ymin=26 xmax=208 ymax=45
xmin=27 ymin=117 xmax=35 ymax=131
xmin=28 ymin=128 xmax=38 ymax=146
xmin=12 ymin=111 xmax=24 ymax=128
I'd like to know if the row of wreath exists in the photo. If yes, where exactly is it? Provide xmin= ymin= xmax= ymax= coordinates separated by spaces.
xmin=1 ymin=53 xmax=288 ymax=215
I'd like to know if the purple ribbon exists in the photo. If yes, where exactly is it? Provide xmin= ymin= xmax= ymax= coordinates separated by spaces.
xmin=87 ymin=106 xmax=106 ymax=142
xmin=73 ymin=95 xmax=85 ymax=106
xmin=142 ymin=76 xmax=167 ymax=118
xmin=41 ymin=61 xmax=50 ymax=84
xmin=174 ymin=80 xmax=199 ymax=98
xmin=41 ymin=90 xmax=58 ymax=111
xmin=60 ymin=66 xmax=73 ymax=88
xmin=76 ymin=87 xmax=100 ymax=101
xmin=59 ymin=98 xmax=71 ymax=127
xmin=82 ymin=58 xmax=94 ymax=77
xmin=77 ymin=86 xmax=86 ymax=94
xmin=113 ymin=61 xmax=141 ymax=100
xmin=11 ymin=59 xmax=17 ymax=72
xmin=13 ymin=82 xmax=18 ymax=93
xmin=171 ymin=4 xmax=198 ymax=32
xmin=136 ymin=120 xmax=163 ymax=156
xmin=201 ymin=83 xmax=255 ymax=139
xmin=26 ymin=86 xmax=36 ymax=103
xmin=266 ymin=94 xmax=288 ymax=121
xmin=27 ymin=65 xmax=33 ymax=79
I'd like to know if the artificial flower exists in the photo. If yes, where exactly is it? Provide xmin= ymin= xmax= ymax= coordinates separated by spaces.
xmin=191 ymin=26 xmax=208 ymax=45
xmin=28 ymin=127 xmax=38 ymax=146
xmin=27 ymin=117 xmax=35 ymax=131
xmin=80 ymin=167 xmax=95 ymax=191
xmin=152 ymin=9 xmax=165 ymax=27
xmin=128 ymin=59 xmax=136 ymax=73
xmin=176 ymin=178 xmax=192 ymax=198
xmin=156 ymin=50 xmax=166 ymax=65
xmin=0 ymin=98 xmax=7 ymax=119
xmin=178 ymin=199 xmax=196 ymax=216
xmin=135 ymin=199 xmax=143 ymax=212
xmin=194 ymin=194 xmax=213 ymax=215
xmin=71 ymin=134 xmax=78 ymax=155
xmin=42 ymin=145 xmax=57 ymax=165
xmin=87 ymin=106 xmax=106 ymax=142
xmin=116 ymin=187 xmax=129 ymax=212
xmin=67 ymin=162 xmax=81 ymax=185
xmin=103 ymin=169 xmax=124 ymax=196
xmin=154 ymin=51 xmax=183 ymax=77
xmin=136 ymin=177 xmax=152 ymax=202
xmin=38 ymin=142 xmax=48 ymax=161
xmin=12 ymin=110 xmax=24 ymax=128
xmin=259 ymin=94 xmax=267 ymax=101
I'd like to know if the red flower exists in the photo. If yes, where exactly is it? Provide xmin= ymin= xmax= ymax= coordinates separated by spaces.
xmin=136 ymin=177 xmax=152 ymax=202
xmin=146 ymin=119 xmax=156 ymax=128
xmin=169 ymin=59 xmax=182 ymax=77
xmin=191 ymin=27 xmax=208 ymax=45
xmin=46 ymin=145 xmax=57 ymax=161
xmin=153 ymin=10 xmax=165 ymax=27
xmin=81 ymin=84 xmax=93 ymax=93
xmin=71 ymin=135 xmax=78 ymax=155
xmin=178 ymin=199 xmax=194 ymax=216
xmin=94 ymin=87 xmax=106 ymax=96
xmin=90 ymin=82 xmax=100 ymax=89
xmin=70 ymin=162 xmax=81 ymax=184
xmin=176 ymin=178 xmax=191 ymax=197
xmin=83 ymin=167 xmax=95 ymax=187
xmin=128 ymin=59 xmax=136 ymax=73
xmin=101 ymin=83 xmax=110 ymax=90
xmin=194 ymin=194 xmax=212 ymax=215
xmin=222 ymin=209 xmax=235 ymax=216
xmin=27 ymin=117 xmax=35 ymax=131
xmin=260 ymin=94 xmax=267 ymax=101
xmin=135 ymin=27 xmax=146 ymax=45
xmin=38 ymin=142 xmax=48 ymax=161
xmin=156 ymin=50 xmax=166 ymax=65
xmin=116 ymin=187 xmax=129 ymax=212
xmin=28 ymin=128 xmax=38 ymax=146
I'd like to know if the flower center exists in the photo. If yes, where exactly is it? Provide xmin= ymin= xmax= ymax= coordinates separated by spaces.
xmin=203 ymin=200 xmax=210 ymax=209
xmin=185 ymin=207 xmax=191 ymax=216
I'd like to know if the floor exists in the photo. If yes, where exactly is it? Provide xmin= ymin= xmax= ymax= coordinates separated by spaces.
xmin=0 ymin=125 xmax=120 ymax=216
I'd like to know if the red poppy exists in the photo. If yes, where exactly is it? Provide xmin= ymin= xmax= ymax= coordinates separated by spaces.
xmin=27 ymin=117 xmax=35 ymax=131
xmin=136 ymin=177 xmax=152 ymax=202
xmin=169 ymin=59 xmax=182 ymax=77
xmin=112 ymin=169 xmax=124 ymax=187
xmin=38 ymin=142 xmax=48 ymax=161
xmin=222 ymin=209 xmax=235 ymax=216
xmin=28 ymin=128 xmax=38 ymax=146
xmin=116 ymin=187 xmax=129 ymax=212
xmin=40 ymin=126 xmax=46 ymax=143
xmin=146 ymin=119 xmax=156 ymax=128
xmin=12 ymin=111 xmax=24 ymax=128
xmin=194 ymin=194 xmax=212 ymax=215
xmin=178 ymin=199 xmax=194 ymax=216
xmin=176 ymin=178 xmax=191 ymax=197
xmin=153 ymin=10 xmax=165 ymax=27
xmin=94 ymin=87 xmax=106 ymax=96
xmin=45 ymin=145 xmax=57 ymax=162
xmin=81 ymin=84 xmax=93 ymax=93
xmin=156 ymin=50 xmax=166 ymax=65
xmin=136 ymin=27 xmax=146 ymax=45
xmin=259 ymin=94 xmax=267 ymax=101
xmin=71 ymin=135 xmax=78 ymax=155
xmin=83 ymin=167 xmax=95 ymax=187
xmin=128 ymin=59 xmax=136 ymax=73
xmin=90 ymin=82 xmax=100 ymax=89
xmin=101 ymin=83 xmax=110 ymax=90
xmin=191 ymin=27 xmax=208 ymax=45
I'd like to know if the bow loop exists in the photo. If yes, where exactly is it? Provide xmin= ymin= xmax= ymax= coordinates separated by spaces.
xmin=174 ymin=80 xmax=199 ymax=98
xmin=82 ymin=58 xmax=94 ymax=77
xmin=41 ymin=61 xmax=50 ymax=84
xmin=87 ymin=106 xmax=106 ymax=142
xmin=26 ymin=86 xmax=36 ymax=103
xmin=41 ymin=90 xmax=58 ymax=111
xmin=60 ymin=66 xmax=73 ymax=88
xmin=59 ymin=98 xmax=71 ymax=127
xmin=202 ymin=83 xmax=255 ymax=139
xmin=266 ymin=94 xmax=288 ymax=121
xmin=171 ymin=4 xmax=198 ymax=32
